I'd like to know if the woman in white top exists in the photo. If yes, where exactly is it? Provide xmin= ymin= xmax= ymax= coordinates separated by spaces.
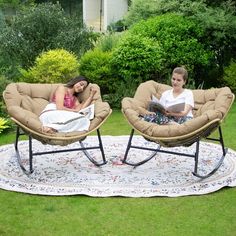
xmin=144 ymin=67 xmax=194 ymax=124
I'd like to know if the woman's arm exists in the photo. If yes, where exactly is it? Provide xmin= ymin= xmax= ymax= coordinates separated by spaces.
xmin=165 ymin=104 xmax=192 ymax=117
xmin=165 ymin=89 xmax=194 ymax=117
xmin=74 ymin=87 xmax=97 ymax=111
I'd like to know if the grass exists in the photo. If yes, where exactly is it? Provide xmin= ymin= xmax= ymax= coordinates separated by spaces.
xmin=0 ymin=107 xmax=236 ymax=236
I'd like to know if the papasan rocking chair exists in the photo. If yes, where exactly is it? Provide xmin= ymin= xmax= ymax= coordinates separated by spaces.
xmin=3 ymin=82 xmax=112 ymax=175
xmin=121 ymin=80 xmax=234 ymax=179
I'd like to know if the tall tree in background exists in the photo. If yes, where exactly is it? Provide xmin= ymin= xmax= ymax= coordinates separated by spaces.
xmin=34 ymin=0 xmax=82 ymax=16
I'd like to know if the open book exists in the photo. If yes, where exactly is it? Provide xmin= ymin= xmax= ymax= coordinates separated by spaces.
xmin=79 ymin=104 xmax=95 ymax=120
xmin=148 ymin=95 xmax=185 ymax=113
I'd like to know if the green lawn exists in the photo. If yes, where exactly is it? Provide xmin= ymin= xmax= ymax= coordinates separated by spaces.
xmin=0 ymin=107 xmax=236 ymax=236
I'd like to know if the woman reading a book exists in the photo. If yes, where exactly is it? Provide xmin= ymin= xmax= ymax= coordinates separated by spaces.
xmin=39 ymin=75 xmax=97 ymax=133
xmin=143 ymin=67 xmax=194 ymax=125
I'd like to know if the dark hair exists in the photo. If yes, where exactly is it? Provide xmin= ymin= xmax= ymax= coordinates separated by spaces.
xmin=65 ymin=75 xmax=89 ymax=88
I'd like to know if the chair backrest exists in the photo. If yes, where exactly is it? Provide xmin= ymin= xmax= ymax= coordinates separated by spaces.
xmin=122 ymin=80 xmax=234 ymax=146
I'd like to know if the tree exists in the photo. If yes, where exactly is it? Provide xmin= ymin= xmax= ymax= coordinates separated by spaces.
xmin=112 ymin=14 xmax=213 ymax=86
xmin=0 ymin=2 xmax=98 ymax=78
xmin=124 ymin=0 xmax=236 ymax=87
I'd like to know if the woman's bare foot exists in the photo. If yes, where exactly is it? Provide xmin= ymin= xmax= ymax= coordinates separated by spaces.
xmin=42 ymin=126 xmax=57 ymax=134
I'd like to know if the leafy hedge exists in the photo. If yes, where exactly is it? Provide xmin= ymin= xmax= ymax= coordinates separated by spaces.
xmin=111 ymin=14 xmax=213 ymax=85
xmin=79 ymin=49 xmax=116 ymax=94
xmin=0 ymin=2 xmax=98 ymax=78
xmin=223 ymin=60 xmax=236 ymax=94
xmin=20 ymin=49 xmax=79 ymax=84
xmin=111 ymin=34 xmax=163 ymax=81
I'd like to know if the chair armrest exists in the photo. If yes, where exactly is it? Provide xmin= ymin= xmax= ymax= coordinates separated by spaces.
xmin=8 ymin=106 xmax=42 ymax=132
xmin=122 ymin=97 xmax=148 ymax=116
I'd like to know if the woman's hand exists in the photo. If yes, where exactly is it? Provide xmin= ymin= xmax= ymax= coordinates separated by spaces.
xmin=164 ymin=110 xmax=172 ymax=116
xmin=89 ymin=87 xmax=97 ymax=98
xmin=140 ymin=111 xmax=156 ymax=117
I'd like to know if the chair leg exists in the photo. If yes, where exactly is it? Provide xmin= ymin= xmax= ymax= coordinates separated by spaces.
xmin=123 ymin=127 xmax=227 ymax=178
xmin=192 ymin=126 xmax=227 ymax=179
xmin=79 ymin=129 xmax=107 ymax=166
xmin=14 ymin=126 xmax=34 ymax=175
xmin=14 ymin=126 xmax=107 ymax=175
xmin=122 ymin=129 xmax=159 ymax=167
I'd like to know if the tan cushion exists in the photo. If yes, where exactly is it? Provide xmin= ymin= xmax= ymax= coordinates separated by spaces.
xmin=3 ymin=82 xmax=111 ymax=142
xmin=122 ymin=81 xmax=234 ymax=143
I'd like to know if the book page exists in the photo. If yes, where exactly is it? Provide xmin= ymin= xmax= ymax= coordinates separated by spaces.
xmin=79 ymin=104 xmax=95 ymax=120
xmin=151 ymin=94 xmax=160 ymax=103
xmin=148 ymin=101 xmax=166 ymax=113
xmin=148 ymin=95 xmax=166 ymax=113
xmin=166 ymin=103 xmax=185 ymax=113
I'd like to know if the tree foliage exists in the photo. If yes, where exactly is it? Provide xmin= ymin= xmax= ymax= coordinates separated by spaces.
xmin=112 ymin=14 xmax=213 ymax=85
xmin=124 ymin=0 xmax=236 ymax=86
xmin=19 ymin=49 xmax=80 ymax=83
xmin=0 ymin=2 xmax=98 ymax=77
xmin=222 ymin=59 xmax=236 ymax=94
xmin=79 ymin=49 xmax=115 ymax=94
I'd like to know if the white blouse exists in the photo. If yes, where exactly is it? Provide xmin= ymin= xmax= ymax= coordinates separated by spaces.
xmin=160 ymin=89 xmax=194 ymax=117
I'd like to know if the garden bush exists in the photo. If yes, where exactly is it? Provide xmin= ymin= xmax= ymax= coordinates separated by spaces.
xmin=112 ymin=14 xmax=213 ymax=85
xmin=95 ymin=33 xmax=122 ymax=53
xmin=222 ymin=60 xmax=236 ymax=94
xmin=0 ymin=2 xmax=98 ymax=79
xmin=20 ymin=49 xmax=79 ymax=84
xmin=79 ymin=48 xmax=117 ymax=94
xmin=103 ymin=79 xmax=138 ymax=109
xmin=111 ymin=33 xmax=164 ymax=82
xmin=0 ymin=75 xmax=12 ymax=117
xmin=0 ymin=117 xmax=9 ymax=134
xmin=124 ymin=0 xmax=236 ymax=87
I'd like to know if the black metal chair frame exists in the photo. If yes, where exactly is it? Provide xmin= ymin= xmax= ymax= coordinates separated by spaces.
xmin=122 ymin=126 xmax=227 ymax=179
xmin=14 ymin=126 xmax=107 ymax=175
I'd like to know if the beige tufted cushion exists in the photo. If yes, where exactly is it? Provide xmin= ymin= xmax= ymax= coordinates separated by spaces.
xmin=122 ymin=80 xmax=234 ymax=146
xmin=3 ymin=82 xmax=111 ymax=145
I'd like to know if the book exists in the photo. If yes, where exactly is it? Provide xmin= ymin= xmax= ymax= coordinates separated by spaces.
xmin=79 ymin=104 xmax=95 ymax=120
xmin=148 ymin=95 xmax=185 ymax=114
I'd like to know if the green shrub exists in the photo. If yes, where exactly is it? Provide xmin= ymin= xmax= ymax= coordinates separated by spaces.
xmin=0 ymin=117 xmax=8 ymax=133
xmin=20 ymin=49 xmax=79 ymax=84
xmin=107 ymin=19 xmax=127 ymax=32
xmin=112 ymin=14 xmax=213 ymax=84
xmin=124 ymin=0 xmax=236 ymax=85
xmin=103 ymin=79 xmax=138 ymax=109
xmin=111 ymin=33 xmax=164 ymax=82
xmin=54 ymin=17 xmax=99 ymax=58
xmin=0 ymin=2 xmax=98 ymax=77
xmin=95 ymin=33 xmax=122 ymax=52
xmin=223 ymin=60 xmax=236 ymax=94
xmin=79 ymin=48 xmax=117 ymax=94
xmin=0 ymin=75 xmax=12 ymax=117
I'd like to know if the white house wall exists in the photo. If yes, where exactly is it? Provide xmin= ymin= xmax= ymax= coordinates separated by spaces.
xmin=83 ymin=0 xmax=128 ymax=31
xmin=104 ymin=0 xmax=128 ymax=30
xmin=83 ymin=0 xmax=100 ymax=22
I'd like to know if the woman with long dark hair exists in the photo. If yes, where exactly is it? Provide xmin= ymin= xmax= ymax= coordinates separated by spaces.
xmin=39 ymin=75 xmax=97 ymax=133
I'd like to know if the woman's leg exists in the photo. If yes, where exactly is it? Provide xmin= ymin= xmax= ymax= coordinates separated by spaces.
xmin=144 ymin=111 xmax=170 ymax=124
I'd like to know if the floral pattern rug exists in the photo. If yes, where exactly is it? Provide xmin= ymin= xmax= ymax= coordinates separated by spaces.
xmin=0 ymin=135 xmax=236 ymax=197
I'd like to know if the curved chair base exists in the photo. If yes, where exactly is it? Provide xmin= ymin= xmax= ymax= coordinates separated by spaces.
xmin=14 ymin=126 xmax=107 ymax=175
xmin=122 ymin=129 xmax=160 ymax=167
xmin=122 ymin=126 xmax=227 ymax=179
xmin=192 ymin=151 xmax=226 ymax=179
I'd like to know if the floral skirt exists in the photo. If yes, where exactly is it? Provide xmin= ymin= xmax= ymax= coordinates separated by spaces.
xmin=143 ymin=111 xmax=192 ymax=125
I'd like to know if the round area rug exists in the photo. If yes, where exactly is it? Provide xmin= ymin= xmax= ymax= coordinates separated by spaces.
xmin=0 ymin=135 xmax=236 ymax=197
